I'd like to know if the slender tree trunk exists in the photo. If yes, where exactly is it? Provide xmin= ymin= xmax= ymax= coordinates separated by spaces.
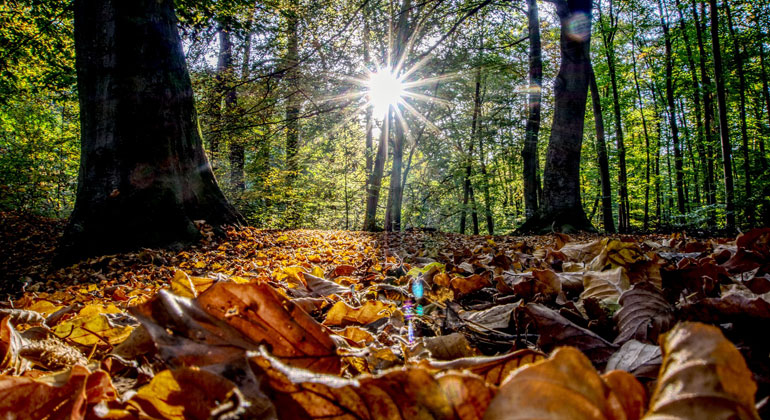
xmin=363 ymin=113 xmax=389 ymax=231
xmin=221 ymin=28 xmax=245 ymax=192
xmin=725 ymin=1 xmax=752 ymax=225
xmin=478 ymin=118 xmax=494 ymax=235
xmin=363 ymin=7 xmax=373 ymax=190
xmin=678 ymin=98 xmax=700 ymax=206
xmin=709 ymin=0 xmax=736 ymax=230
xmin=461 ymin=68 xmax=483 ymax=235
xmin=759 ymin=40 xmax=770 ymax=173
xmin=589 ymin=67 xmax=615 ymax=233
xmin=518 ymin=0 xmax=595 ymax=233
xmin=60 ymin=0 xmax=243 ymax=263
xmin=675 ymin=0 xmax=710 ymax=211
xmin=598 ymin=0 xmax=629 ymax=231
xmin=658 ymin=0 xmax=686 ymax=216
xmin=694 ymin=2 xmax=718 ymax=222
xmin=384 ymin=0 xmax=411 ymax=232
xmin=522 ymin=0 xmax=542 ymax=220
xmin=285 ymin=0 xmax=300 ymax=179
xmin=629 ymin=29 xmax=652 ymax=230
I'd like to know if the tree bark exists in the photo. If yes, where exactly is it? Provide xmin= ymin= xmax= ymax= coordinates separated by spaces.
xmin=589 ymin=67 xmax=615 ymax=233
xmin=384 ymin=0 xmax=411 ymax=232
xmin=285 ymin=0 xmax=300 ymax=179
xmin=658 ymin=0 xmax=686 ymax=216
xmin=709 ymin=0 xmax=736 ymax=230
xmin=725 ymin=1 xmax=752 ymax=225
xmin=363 ymin=114 xmax=388 ymax=231
xmin=518 ymin=0 xmax=595 ymax=233
xmin=630 ymin=28 xmax=651 ymax=231
xmin=694 ymin=2 xmax=717 ymax=220
xmin=598 ymin=0 xmax=630 ymax=231
xmin=60 ymin=0 xmax=243 ymax=262
xmin=522 ymin=0 xmax=542 ymax=220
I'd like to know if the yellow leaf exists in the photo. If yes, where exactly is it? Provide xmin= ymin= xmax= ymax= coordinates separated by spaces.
xmin=53 ymin=304 xmax=133 ymax=346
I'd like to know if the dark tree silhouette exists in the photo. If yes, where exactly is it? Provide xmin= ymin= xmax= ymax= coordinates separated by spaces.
xmin=59 ymin=0 xmax=243 ymax=262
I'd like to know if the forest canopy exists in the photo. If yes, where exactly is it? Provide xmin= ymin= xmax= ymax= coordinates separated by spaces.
xmin=1 ymin=0 xmax=768 ymax=234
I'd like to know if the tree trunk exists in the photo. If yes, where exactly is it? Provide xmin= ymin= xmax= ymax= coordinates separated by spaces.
xmin=694 ymin=2 xmax=717 ymax=221
xmin=285 ymin=0 xmax=300 ymax=179
xmin=363 ymin=7 xmax=373 ymax=191
xmin=518 ymin=0 xmax=595 ymax=233
xmin=658 ymin=0 xmax=686 ymax=216
xmin=217 ymin=28 xmax=245 ymax=193
xmin=60 ymin=0 xmax=243 ymax=262
xmin=676 ymin=0 xmax=710 ymax=210
xmin=460 ymin=67 xmax=483 ymax=235
xmin=522 ymin=0 xmax=542 ymax=220
xmin=630 ymin=30 xmax=651 ymax=231
xmin=363 ymin=114 xmax=388 ymax=231
xmin=598 ymin=0 xmax=630 ymax=231
xmin=384 ymin=0 xmax=411 ymax=232
xmin=709 ymin=0 xmax=736 ymax=230
xmin=725 ymin=1 xmax=752 ymax=225
xmin=589 ymin=67 xmax=615 ymax=233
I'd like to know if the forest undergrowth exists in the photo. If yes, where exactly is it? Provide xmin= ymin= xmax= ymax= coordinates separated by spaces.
xmin=0 ymin=212 xmax=768 ymax=419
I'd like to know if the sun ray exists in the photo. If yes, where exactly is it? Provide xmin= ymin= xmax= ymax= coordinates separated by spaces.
xmin=399 ymin=98 xmax=441 ymax=136
xmin=400 ymin=91 xmax=451 ymax=106
xmin=317 ymin=90 xmax=367 ymax=104
xmin=401 ymin=72 xmax=460 ymax=89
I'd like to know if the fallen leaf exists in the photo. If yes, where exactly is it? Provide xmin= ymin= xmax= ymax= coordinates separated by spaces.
xmin=0 ymin=316 xmax=29 ymax=375
xmin=0 ymin=365 xmax=117 ymax=420
xmin=520 ymin=303 xmax=617 ymax=365
xmin=123 ymin=368 xmax=251 ymax=420
xmin=645 ymin=322 xmax=760 ymax=419
xmin=250 ymin=350 xmax=494 ymax=420
xmin=324 ymin=300 xmax=398 ymax=327
xmin=605 ymin=340 xmax=662 ymax=380
xmin=450 ymin=272 xmax=492 ymax=296
xmin=580 ymin=267 xmax=630 ymax=303
xmin=613 ymin=282 xmax=674 ymax=345
xmin=422 ymin=348 xmax=544 ymax=386
xmin=484 ymin=347 xmax=644 ymax=420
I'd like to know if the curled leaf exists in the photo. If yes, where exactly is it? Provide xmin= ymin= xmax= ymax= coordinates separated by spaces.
xmin=484 ymin=347 xmax=643 ymax=420
xmin=644 ymin=322 xmax=760 ymax=419
xmin=613 ymin=282 xmax=674 ymax=345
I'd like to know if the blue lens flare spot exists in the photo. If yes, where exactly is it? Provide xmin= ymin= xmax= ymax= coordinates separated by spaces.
xmin=412 ymin=281 xmax=424 ymax=299
xmin=416 ymin=304 xmax=424 ymax=316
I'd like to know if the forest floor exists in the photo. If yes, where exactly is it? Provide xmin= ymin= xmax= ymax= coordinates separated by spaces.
xmin=0 ymin=211 xmax=768 ymax=419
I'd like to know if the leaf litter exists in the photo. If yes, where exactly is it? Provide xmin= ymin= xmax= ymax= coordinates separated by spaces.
xmin=0 ymin=213 xmax=769 ymax=418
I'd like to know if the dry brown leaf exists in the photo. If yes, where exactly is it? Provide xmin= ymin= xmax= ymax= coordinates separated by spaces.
xmin=0 ymin=316 xmax=30 ymax=375
xmin=423 ymin=332 xmax=477 ymax=360
xmin=250 ymin=350 xmax=494 ymax=420
xmin=450 ymin=272 xmax=492 ymax=296
xmin=421 ymin=348 xmax=544 ymax=386
xmin=197 ymin=281 xmax=341 ymax=374
xmin=606 ymin=340 xmax=662 ymax=380
xmin=498 ymin=269 xmax=561 ymax=301
xmin=581 ymin=267 xmax=630 ymax=303
xmin=324 ymin=300 xmax=398 ymax=327
xmin=122 ymin=368 xmax=252 ymax=420
xmin=484 ymin=346 xmax=644 ymax=420
xmin=613 ymin=282 xmax=674 ymax=345
xmin=520 ymin=303 xmax=617 ymax=365
xmin=644 ymin=322 xmax=761 ymax=419
xmin=0 ymin=365 xmax=117 ymax=420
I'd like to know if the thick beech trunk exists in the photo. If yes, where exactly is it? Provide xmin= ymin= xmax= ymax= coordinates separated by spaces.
xmin=589 ymin=67 xmax=615 ymax=233
xmin=709 ymin=0 xmax=736 ymax=230
xmin=522 ymin=0 xmax=542 ymax=220
xmin=518 ymin=0 xmax=594 ymax=233
xmin=60 ymin=0 xmax=243 ymax=262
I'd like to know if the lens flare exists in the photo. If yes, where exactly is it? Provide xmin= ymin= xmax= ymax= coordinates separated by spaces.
xmin=368 ymin=68 xmax=404 ymax=118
